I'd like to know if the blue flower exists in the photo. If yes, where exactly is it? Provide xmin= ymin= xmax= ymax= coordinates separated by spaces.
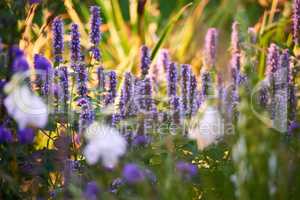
xmin=0 ymin=126 xmax=13 ymax=143
xmin=84 ymin=181 xmax=100 ymax=200
xmin=122 ymin=163 xmax=145 ymax=184
xmin=18 ymin=128 xmax=35 ymax=144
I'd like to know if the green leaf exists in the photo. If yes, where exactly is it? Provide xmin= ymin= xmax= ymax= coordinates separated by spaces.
xmin=150 ymin=2 xmax=193 ymax=61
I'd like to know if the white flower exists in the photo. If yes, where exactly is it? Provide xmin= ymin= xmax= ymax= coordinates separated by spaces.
xmin=188 ymin=106 xmax=224 ymax=150
xmin=83 ymin=122 xmax=127 ymax=168
xmin=4 ymin=85 xmax=48 ymax=130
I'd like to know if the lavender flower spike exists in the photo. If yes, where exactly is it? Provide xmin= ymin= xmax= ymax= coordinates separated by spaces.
xmin=76 ymin=63 xmax=88 ymax=98
xmin=167 ymin=62 xmax=178 ymax=97
xmin=265 ymin=43 xmax=280 ymax=77
xmin=90 ymin=6 xmax=102 ymax=61
xmin=170 ymin=95 xmax=181 ymax=125
xmin=71 ymin=23 xmax=81 ymax=65
xmin=231 ymin=21 xmax=240 ymax=53
xmin=200 ymin=69 xmax=211 ymax=100
xmin=181 ymin=64 xmax=191 ymax=115
xmin=204 ymin=28 xmax=218 ymax=67
xmin=189 ymin=74 xmax=198 ymax=116
xmin=97 ymin=67 xmax=105 ymax=91
xmin=119 ymin=72 xmax=134 ymax=117
xmin=52 ymin=17 xmax=64 ymax=64
xmin=293 ymin=0 xmax=300 ymax=45
xmin=140 ymin=45 xmax=151 ymax=77
xmin=58 ymin=66 xmax=69 ymax=105
xmin=105 ymin=71 xmax=117 ymax=105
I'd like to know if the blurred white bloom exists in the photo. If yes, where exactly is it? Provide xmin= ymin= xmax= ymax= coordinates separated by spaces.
xmin=83 ymin=122 xmax=127 ymax=168
xmin=188 ymin=106 xmax=224 ymax=150
xmin=4 ymin=85 xmax=48 ymax=130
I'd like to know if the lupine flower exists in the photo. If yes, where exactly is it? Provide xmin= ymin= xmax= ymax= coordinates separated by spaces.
xmin=70 ymin=23 xmax=81 ymax=65
xmin=189 ymin=74 xmax=198 ymax=116
xmin=90 ymin=6 xmax=102 ymax=60
xmin=18 ymin=128 xmax=35 ymax=144
xmin=52 ymin=17 xmax=64 ymax=64
xmin=231 ymin=21 xmax=240 ymax=53
xmin=181 ymin=64 xmax=191 ymax=116
xmin=76 ymin=63 xmax=88 ymax=98
xmin=105 ymin=71 xmax=117 ymax=105
xmin=140 ymin=45 xmax=151 ymax=77
xmin=4 ymin=84 xmax=48 ymax=130
xmin=266 ymin=43 xmax=280 ymax=76
xmin=293 ymin=0 xmax=300 ymax=45
xmin=84 ymin=181 xmax=100 ymax=200
xmin=0 ymin=126 xmax=13 ymax=143
xmin=204 ymin=28 xmax=218 ymax=67
xmin=189 ymin=106 xmax=223 ymax=150
xmin=176 ymin=161 xmax=197 ymax=179
xmin=167 ymin=62 xmax=178 ymax=97
xmin=122 ymin=163 xmax=145 ymax=184
xmin=84 ymin=122 xmax=127 ymax=167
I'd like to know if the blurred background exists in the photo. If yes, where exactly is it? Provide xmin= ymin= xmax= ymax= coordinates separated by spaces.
xmin=0 ymin=0 xmax=291 ymax=78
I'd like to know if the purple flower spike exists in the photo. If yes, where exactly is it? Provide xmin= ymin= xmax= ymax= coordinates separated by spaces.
xmin=97 ymin=67 xmax=105 ymax=91
xmin=181 ymin=64 xmax=191 ymax=115
xmin=176 ymin=161 xmax=197 ymax=179
xmin=231 ymin=21 xmax=240 ymax=53
xmin=122 ymin=163 xmax=145 ymax=184
xmin=78 ymin=98 xmax=94 ymax=129
xmin=105 ymin=71 xmax=117 ymax=105
xmin=119 ymin=72 xmax=134 ymax=117
xmin=34 ymin=54 xmax=52 ymax=72
xmin=58 ymin=66 xmax=69 ymax=103
xmin=167 ymin=62 xmax=178 ymax=97
xmin=189 ymin=74 xmax=198 ymax=116
xmin=135 ymin=78 xmax=153 ymax=113
xmin=0 ymin=126 xmax=13 ymax=143
xmin=200 ymin=69 xmax=211 ymax=100
xmin=170 ymin=96 xmax=181 ymax=125
xmin=18 ymin=128 xmax=35 ymax=144
xmin=140 ymin=45 xmax=151 ymax=77
xmin=71 ymin=23 xmax=81 ymax=65
xmin=157 ymin=49 xmax=170 ymax=72
xmin=230 ymin=53 xmax=241 ymax=86
xmin=90 ymin=6 xmax=102 ymax=60
xmin=204 ymin=28 xmax=218 ymax=67
xmin=52 ymin=17 xmax=64 ymax=64
xmin=266 ymin=43 xmax=280 ymax=76
xmin=84 ymin=181 xmax=100 ymax=200
xmin=293 ymin=0 xmax=300 ymax=45
xmin=76 ymin=63 xmax=88 ymax=98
